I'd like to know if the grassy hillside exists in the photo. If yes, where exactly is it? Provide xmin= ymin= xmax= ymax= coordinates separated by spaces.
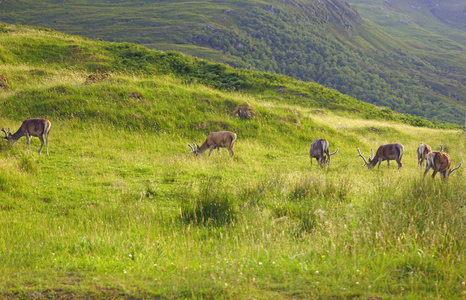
xmin=0 ymin=24 xmax=465 ymax=299
xmin=0 ymin=0 xmax=465 ymax=126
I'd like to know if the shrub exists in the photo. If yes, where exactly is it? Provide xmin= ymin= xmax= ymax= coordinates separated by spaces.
xmin=180 ymin=179 xmax=239 ymax=226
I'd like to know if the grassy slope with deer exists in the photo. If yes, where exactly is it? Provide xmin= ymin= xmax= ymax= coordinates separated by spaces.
xmin=0 ymin=24 xmax=465 ymax=299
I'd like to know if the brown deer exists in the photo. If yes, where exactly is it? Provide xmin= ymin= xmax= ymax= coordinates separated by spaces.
xmin=188 ymin=131 xmax=237 ymax=157
xmin=309 ymin=138 xmax=339 ymax=169
xmin=417 ymin=143 xmax=432 ymax=168
xmin=423 ymin=151 xmax=461 ymax=179
xmin=1 ymin=119 xmax=51 ymax=156
xmin=356 ymin=143 xmax=404 ymax=169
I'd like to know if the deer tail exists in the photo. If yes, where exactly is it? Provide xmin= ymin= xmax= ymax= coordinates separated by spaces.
xmin=398 ymin=145 xmax=404 ymax=160
xmin=44 ymin=120 xmax=52 ymax=135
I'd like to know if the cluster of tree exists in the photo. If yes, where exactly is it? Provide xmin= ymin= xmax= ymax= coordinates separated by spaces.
xmin=190 ymin=6 xmax=465 ymax=124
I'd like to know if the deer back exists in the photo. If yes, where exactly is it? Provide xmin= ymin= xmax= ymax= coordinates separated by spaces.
xmin=418 ymin=143 xmax=431 ymax=159
xmin=20 ymin=119 xmax=50 ymax=137
xmin=310 ymin=138 xmax=328 ymax=158
xmin=434 ymin=152 xmax=451 ymax=172
xmin=374 ymin=143 xmax=403 ymax=161
xmin=202 ymin=131 xmax=236 ymax=149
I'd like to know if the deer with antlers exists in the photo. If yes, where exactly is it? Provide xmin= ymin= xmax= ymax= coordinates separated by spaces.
xmin=310 ymin=138 xmax=339 ymax=169
xmin=356 ymin=143 xmax=404 ymax=169
xmin=1 ymin=119 xmax=51 ymax=156
xmin=188 ymin=131 xmax=237 ymax=157
xmin=423 ymin=151 xmax=461 ymax=179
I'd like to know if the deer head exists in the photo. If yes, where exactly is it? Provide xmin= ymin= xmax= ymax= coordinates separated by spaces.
xmin=188 ymin=143 xmax=199 ymax=155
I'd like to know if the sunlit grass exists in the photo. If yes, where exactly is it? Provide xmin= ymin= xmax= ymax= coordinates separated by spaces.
xmin=0 ymin=27 xmax=465 ymax=298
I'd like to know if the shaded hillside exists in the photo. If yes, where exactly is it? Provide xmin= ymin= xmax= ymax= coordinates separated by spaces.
xmin=0 ymin=0 xmax=465 ymax=125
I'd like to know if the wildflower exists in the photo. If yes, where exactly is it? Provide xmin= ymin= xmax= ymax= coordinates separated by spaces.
xmin=315 ymin=271 xmax=319 ymax=274
xmin=258 ymin=262 xmax=263 ymax=265
xmin=129 ymin=254 xmax=132 ymax=258
xmin=123 ymin=270 xmax=127 ymax=274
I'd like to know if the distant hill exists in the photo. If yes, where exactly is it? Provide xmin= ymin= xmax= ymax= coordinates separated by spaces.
xmin=349 ymin=0 xmax=466 ymax=41
xmin=0 ymin=0 xmax=465 ymax=124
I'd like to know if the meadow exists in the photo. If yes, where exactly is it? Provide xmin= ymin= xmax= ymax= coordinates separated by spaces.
xmin=0 ymin=24 xmax=465 ymax=299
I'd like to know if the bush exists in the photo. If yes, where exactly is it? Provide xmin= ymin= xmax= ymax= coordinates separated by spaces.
xmin=180 ymin=179 xmax=239 ymax=226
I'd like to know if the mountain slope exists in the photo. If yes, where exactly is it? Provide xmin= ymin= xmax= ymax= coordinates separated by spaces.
xmin=0 ymin=23 xmax=465 ymax=299
xmin=0 ymin=0 xmax=465 ymax=125
xmin=348 ymin=0 xmax=466 ymax=44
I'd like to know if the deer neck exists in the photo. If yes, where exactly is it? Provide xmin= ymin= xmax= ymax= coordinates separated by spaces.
xmin=7 ymin=130 xmax=25 ymax=144
xmin=198 ymin=142 xmax=210 ymax=154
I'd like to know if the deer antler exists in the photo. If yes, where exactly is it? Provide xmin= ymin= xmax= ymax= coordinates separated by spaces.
xmin=188 ymin=143 xmax=196 ymax=153
xmin=448 ymin=163 xmax=462 ymax=175
xmin=370 ymin=148 xmax=374 ymax=160
xmin=1 ymin=127 xmax=9 ymax=139
xmin=439 ymin=144 xmax=443 ymax=152
xmin=356 ymin=148 xmax=368 ymax=167
xmin=329 ymin=148 xmax=339 ymax=156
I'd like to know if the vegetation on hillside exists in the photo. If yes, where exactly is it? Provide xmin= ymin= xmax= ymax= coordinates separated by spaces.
xmin=0 ymin=0 xmax=464 ymax=125
xmin=0 ymin=23 xmax=465 ymax=299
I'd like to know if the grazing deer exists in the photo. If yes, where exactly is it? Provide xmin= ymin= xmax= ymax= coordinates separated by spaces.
xmin=356 ymin=143 xmax=404 ymax=169
xmin=188 ymin=131 xmax=237 ymax=157
xmin=1 ymin=119 xmax=51 ymax=156
xmin=417 ymin=143 xmax=432 ymax=168
xmin=417 ymin=143 xmax=443 ymax=167
xmin=309 ymin=138 xmax=339 ymax=169
xmin=423 ymin=151 xmax=461 ymax=179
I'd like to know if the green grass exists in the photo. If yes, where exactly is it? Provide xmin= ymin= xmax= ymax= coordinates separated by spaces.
xmin=0 ymin=24 xmax=465 ymax=298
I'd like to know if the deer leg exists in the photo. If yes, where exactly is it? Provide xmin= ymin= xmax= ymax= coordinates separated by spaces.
xmin=377 ymin=159 xmax=382 ymax=169
xmin=319 ymin=157 xmax=324 ymax=168
xmin=423 ymin=165 xmax=431 ymax=178
xmin=38 ymin=136 xmax=45 ymax=155
xmin=431 ymin=170 xmax=438 ymax=179
xmin=45 ymin=132 xmax=49 ymax=156
xmin=228 ymin=147 xmax=234 ymax=157
xmin=441 ymin=171 xmax=447 ymax=180
xmin=397 ymin=159 xmax=402 ymax=169
xmin=387 ymin=160 xmax=390 ymax=168
xmin=26 ymin=133 xmax=31 ymax=151
xmin=208 ymin=146 xmax=215 ymax=157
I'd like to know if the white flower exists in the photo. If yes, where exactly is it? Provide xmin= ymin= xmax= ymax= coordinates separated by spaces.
xmin=259 ymin=262 xmax=263 ymax=265
xmin=315 ymin=271 xmax=319 ymax=274
xmin=123 ymin=270 xmax=127 ymax=274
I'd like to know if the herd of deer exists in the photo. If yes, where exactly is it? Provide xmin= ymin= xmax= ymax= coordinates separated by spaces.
xmin=1 ymin=119 xmax=462 ymax=180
